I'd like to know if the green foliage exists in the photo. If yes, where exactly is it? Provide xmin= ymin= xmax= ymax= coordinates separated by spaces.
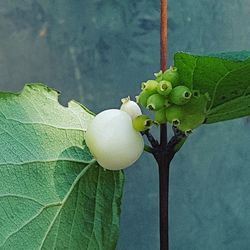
xmin=174 ymin=51 xmax=250 ymax=124
xmin=0 ymin=84 xmax=124 ymax=250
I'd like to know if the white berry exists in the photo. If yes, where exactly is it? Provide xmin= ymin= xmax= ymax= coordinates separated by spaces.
xmin=120 ymin=96 xmax=142 ymax=119
xmin=85 ymin=109 xmax=144 ymax=170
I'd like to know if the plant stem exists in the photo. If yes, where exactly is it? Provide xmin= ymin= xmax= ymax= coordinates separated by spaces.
xmin=144 ymin=1 xmax=185 ymax=249
xmin=159 ymin=0 xmax=169 ymax=250
xmin=159 ymin=158 xmax=170 ymax=250
xmin=160 ymin=0 xmax=168 ymax=72
xmin=144 ymin=130 xmax=185 ymax=250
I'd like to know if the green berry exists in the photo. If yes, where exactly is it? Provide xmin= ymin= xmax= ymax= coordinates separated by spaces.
xmin=141 ymin=80 xmax=158 ymax=94
xmin=162 ymin=66 xmax=179 ymax=87
xmin=165 ymin=105 xmax=184 ymax=125
xmin=132 ymin=115 xmax=153 ymax=132
xmin=136 ymin=90 xmax=151 ymax=108
xmin=177 ymin=113 xmax=206 ymax=133
xmin=166 ymin=94 xmax=208 ymax=132
xmin=157 ymin=80 xmax=172 ymax=96
xmin=146 ymin=93 xmax=166 ymax=111
xmin=169 ymin=85 xmax=192 ymax=105
xmin=154 ymin=108 xmax=167 ymax=124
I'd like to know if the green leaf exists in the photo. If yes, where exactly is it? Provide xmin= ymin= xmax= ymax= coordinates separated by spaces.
xmin=0 ymin=84 xmax=124 ymax=250
xmin=174 ymin=51 xmax=250 ymax=124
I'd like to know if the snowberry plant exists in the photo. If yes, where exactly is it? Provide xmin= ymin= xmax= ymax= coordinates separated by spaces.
xmin=0 ymin=51 xmax=250 ymax=250
xmin=1 ymin=2 xmax=250 ymax=250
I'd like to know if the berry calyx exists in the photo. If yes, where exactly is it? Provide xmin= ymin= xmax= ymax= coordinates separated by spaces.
xmin=165 ymin=105 xmax=184 ymax=125
xmin=157 ymin=80 xmax=172 ymax=96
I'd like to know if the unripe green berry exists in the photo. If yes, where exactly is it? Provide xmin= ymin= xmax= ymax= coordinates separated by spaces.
xmin=165 ymin=105 xmax=184 ymax=125
xmin=162 ymin=66 xmax=179 ymax=87
xmin=177 ymin=113 xmax=206 ymax=132
xmin=146 ymin=93 xmax=166 ymax=111
xmin=157 ymin=80 xmax=172 ymax=96
xmin=169 ymin=85 xmax=192 ymax=105
xmin=136 ymin=90 xmax=151 ymax=108
xmin=154 ymin=108 xmax=167 ymax=124
xmin=166 ymin=95 xmax=208 ymax=132
xmin=141 ymin=80 xmax=158 ymax=94
xmin=132 ymin=115 xmax=153 ymax=132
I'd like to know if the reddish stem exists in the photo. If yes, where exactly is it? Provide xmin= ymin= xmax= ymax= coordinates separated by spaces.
xmin=160 ymin=0 xmax=168 ymax=72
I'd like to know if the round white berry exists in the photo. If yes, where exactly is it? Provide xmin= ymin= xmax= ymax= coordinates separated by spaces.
xmin=85 ymin=109 xmax=144 ymax=170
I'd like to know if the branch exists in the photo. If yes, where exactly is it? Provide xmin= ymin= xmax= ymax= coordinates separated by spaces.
xmin=143 ymin=130 xmax=159 ymax=148
xmin=144 ymin=145 xmax=154 ymax=154
xmin=166 ymin=127 xmax=187 ymax=161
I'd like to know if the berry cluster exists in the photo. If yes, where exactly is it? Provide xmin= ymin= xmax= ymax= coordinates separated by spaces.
xmin=85 ymin=67 xmax=210 ymax=170
xmin=134 ymin=67 xmax=209 ymax=134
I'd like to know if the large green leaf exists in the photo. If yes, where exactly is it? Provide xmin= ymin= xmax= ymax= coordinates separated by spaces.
xmin=174 ymin=51 xmax=250 ymax=123
xmin=0 ymin=84 xmax=124 ymax=250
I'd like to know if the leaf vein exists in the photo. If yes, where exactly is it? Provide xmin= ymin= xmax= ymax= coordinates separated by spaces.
xmin=39 ymin=162 xmax=95 ymax=250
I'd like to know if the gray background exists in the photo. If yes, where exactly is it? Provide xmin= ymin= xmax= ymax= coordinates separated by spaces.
xmin=0 ymin=1 xmax=250 ymax=249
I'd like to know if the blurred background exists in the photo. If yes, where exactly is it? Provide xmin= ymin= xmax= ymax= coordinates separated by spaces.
xmin=0 ymin=0 xmax=250 ymax=249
